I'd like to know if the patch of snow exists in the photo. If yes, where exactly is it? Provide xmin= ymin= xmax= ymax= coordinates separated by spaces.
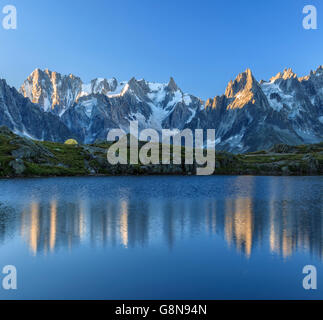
xmin=43 ymin=97 xmax=51 ymax=112
xmin=80 ymin=98 xmax=97 ymax=118
xmin=13 ymin=128 xmax=37 ymax=141
xmin=147 ymin=82 xmax=167 ymax=104
xmin=166 ymin=90 xmax=182 ymax=108
xmin=148 ymin=82 xmax=166 ymax=92
xmin=224 ymin=131 xmax=245 ymax=149
xmin=22 ymin=130 xmax=36 ymax=140
xmin=147 ymin=102 xmax=170 ymax=129
xmin=107 ymin=82 xmax=128 ymax=98
xmin=79 ymin=78 xmax=120 ymax=98
xmin=183 ymin=94 xmax=192 ymax=106
xmin=107 ymin=78 xmax=115 ymax=87
xmin=59 ymin=109 xmax=66 ymax=117
xmin=235 ymin=92 xmax=242 ymax=100
xmin=261 ymin=82 xmax=296 ymax=113
xmin=21 ymin=81 xmax=32 ymax=98
xmin=186 ymin=108 xmax=196 ymax=124
xmin=80 ymin=83 xmax=92 ymax=97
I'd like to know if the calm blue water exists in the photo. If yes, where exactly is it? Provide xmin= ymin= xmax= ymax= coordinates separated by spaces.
xmin=0 ymin=176 xmax=322 ymax=300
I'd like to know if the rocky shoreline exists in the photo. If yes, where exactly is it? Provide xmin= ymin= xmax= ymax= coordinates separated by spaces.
xmin=0 ymin=127 xmax=322 ymax=178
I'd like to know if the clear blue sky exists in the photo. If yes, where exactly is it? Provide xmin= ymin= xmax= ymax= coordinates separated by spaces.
xmin=0 ymin=0 xmax=322 ymax=99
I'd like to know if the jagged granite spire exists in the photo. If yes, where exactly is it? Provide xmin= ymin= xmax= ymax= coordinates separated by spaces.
xmin=20 ymin=69 xmax=83 ymax=115
xmin=270 ymin=68 xmax=298 ymax=82
xmin=224 ymin=69 xmax=265 ymax=109
xmin=167 ymin=77 xmax=179 ymax=92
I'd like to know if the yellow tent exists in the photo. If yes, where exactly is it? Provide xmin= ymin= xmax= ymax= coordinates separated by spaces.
xmin=64 ymin=139 xmax=78 ymax=145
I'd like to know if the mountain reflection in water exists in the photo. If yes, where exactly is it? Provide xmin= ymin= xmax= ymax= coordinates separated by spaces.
xmin=0 ymin=176 xmax=321 ymax=260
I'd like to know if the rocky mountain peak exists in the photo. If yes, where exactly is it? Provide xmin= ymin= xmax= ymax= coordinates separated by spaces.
xmin=126 ymin=77 xmax=147 ymax=96
xmin=224 ymin=69 xmax=261 ymax=109
xmin=90 ymin=77 xmax=118 ymax=95
xmin=204 ymin=95 xmax=224 ymax=110
xmin=282 ymin=68 xmax=297 ymax=80
xmin=128 ymin=77 xmax=138 ymax=86
xmin=225 ymin=69 xmax=255 ymax=98
xmin=20 ymin=69 xmax=82 ymax=114
xmin=0 ymin=77 xmax=73 ymax=142
xmin=270 ymin=68 xmax=298 ymax=82
xmin=299 ymin=66 xmax=323 ymax=81
xmin=167 ymin=77 xmax=179 ymax=92
xmin=314 ymin=65 xmax=323 ymax=76
xmin=270 ymin=72 xmax=283 ymax=83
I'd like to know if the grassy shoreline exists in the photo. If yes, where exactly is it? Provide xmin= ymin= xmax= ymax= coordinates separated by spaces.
xmin=1 ymin=126 xmax=322 ymax=178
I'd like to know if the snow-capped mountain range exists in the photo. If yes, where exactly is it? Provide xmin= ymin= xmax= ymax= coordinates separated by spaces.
xmin=188 ymin=67 xmax=323 ymax=152
xmin=0 ymin=66 xmax=322 ymax=152
xmin=19 ymin=69 xmax=203 ymax=144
